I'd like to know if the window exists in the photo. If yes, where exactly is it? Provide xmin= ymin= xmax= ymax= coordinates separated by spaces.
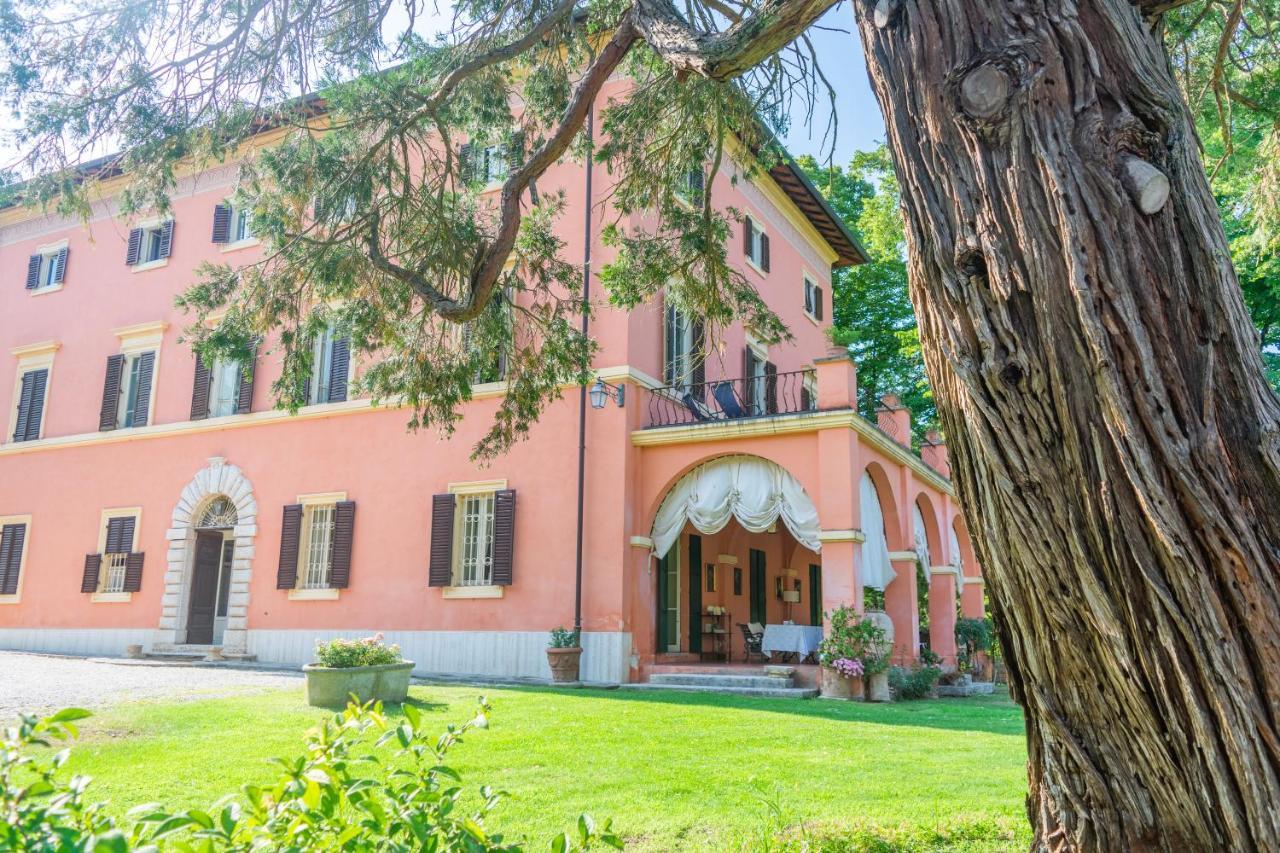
xmin=743 ymin=340 xmax=770 ymax=415
xmin=212 ymin=202 xmax=254 ymax=245
xmin=278 ymin=495 xmax=355 ymax=597
xmin=9 ymin=340 xmax=57 ymax=444
xmin=482 ymin=145 xmax=507 ymax=184
xmin=208 ymin=358 xmax=242 ymax=418
xmin=101 ymin=322 xmax=163 ymax=432
xmin=25 ymin=243 xmax=68 ymax=292
xmin=461 ymin=135 xmax=522 ymax=187
xmin=803 ymin=276 xmax=824 ymax=321
xmin=663 ymin=303 xmax=702 ymax=391
xmin=742 ymin=215 xmax=770 ymax=272
xmin=82 ymin=510 xmax=143 ymax=600
xmin=115 ymin=352 xmax=154 ymax=428
xmin=677 ymin=169 xmax=705 ymax=206
xmin=126 ymin=220 xmax=173 ymax=268
xmin=299 ymin=503 xmax=336 ymax=589
xmin=429 ymin=482 xmax=515 ymax=595
xmin=0 ymin=517 xmax=31 ymax=602
xmin=307 ymin=325 xmax=349 ymax=405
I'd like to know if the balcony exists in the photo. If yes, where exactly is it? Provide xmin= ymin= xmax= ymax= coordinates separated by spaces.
xmin=644 ymin=369 xmax=816 ymax=428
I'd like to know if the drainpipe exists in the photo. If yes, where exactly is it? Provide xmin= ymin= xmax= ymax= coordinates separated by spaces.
xmin=572 ymin=106 xmax=594 ymax=635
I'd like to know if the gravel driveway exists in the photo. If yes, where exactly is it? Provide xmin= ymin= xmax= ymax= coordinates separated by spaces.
xmin=0 ymin=651 xmax=302 ymax=719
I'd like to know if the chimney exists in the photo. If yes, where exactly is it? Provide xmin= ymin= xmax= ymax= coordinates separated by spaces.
xmin=875 ymin=394 xmax=912 ymax=448
xmin=920 ymin=429 xmax=950 ymax=477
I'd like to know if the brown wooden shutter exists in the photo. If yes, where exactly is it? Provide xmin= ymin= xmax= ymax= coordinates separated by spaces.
xmin=804 ymin=281 xmax=814 ymax=316
xmin=236 ymin=342 xmax=258 ymax=414
xmin=0 ymin=523 xmax=26 ymax=595
xmin=327 ymin=337 xmax=350 ymax=402
xmin=81 ymin=554 xmax=102 ymax=593
xmin=459 ymin=143 xmax=473 ymax=184
xmin=276 ymin=504 xmax=303 ymax=589
xmin=25 ymin=255 xmax=41 ymax=289
xmin=814 ymin=285 xmax=824 ymax=321
xmin=158 ymin=220 xmax=174 ymax=258
xmin=190 ymin=356 xmax=211 ymax=420
xmin=764 ymin=361 xmax=778 ymax=414
xmin=491 ymin=489 xmax=516 ymax=586
xmin=13 ymin=371 xmax=36 ymax=441
xmin=125 ymin=228 xmax=142 ymax=265
xmin=741 ymin=347 xmax=756 ymax=414
xmin=211 ymin=203 xmax=232 ymax=243
xmin=52 ymin=247 xmax=68 ymax=284
xmin=663 ymin=300 xmax=677 ymax=386
xmin=98 ymin=354 xmax=125 ymax=431
xmin=429 ymin=493 xmax=455 ymax=587
xmin=760 ymin=233 xmax=771 ymax=272
xmin=105 ymin=516 xmax=135 ymax=554
xmin=328 ymin=501 xmax=355 ymax=588
xmin=123 ymin=552 xmax=145 ymax=592
xmin=742 ymin=215 xmax=753 ymax=256
xmin=131 ymin=351 xmax=156 ymax=427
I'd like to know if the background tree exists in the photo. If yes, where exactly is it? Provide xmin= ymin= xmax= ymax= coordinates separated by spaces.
xmin=799 ymin=147 xmax=937 ymax=437
xmin=2 ymin=0 xmax=1279 ymax=849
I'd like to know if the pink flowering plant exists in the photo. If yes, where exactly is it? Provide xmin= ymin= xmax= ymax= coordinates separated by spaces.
xmin=831 ymin=657 xmax=864 ymax=679
xmin=314 ymin=632 xmax=404 ymax=667
xmin=818 ymin=605 xmax=891 ymax=676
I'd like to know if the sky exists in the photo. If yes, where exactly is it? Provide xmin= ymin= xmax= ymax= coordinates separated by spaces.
xmin=777 ymin=3 xmax=886 ymax=166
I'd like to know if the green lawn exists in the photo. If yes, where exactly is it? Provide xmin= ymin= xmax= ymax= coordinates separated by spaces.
xmin=60 ymin=683 xmax=1029 ymax=851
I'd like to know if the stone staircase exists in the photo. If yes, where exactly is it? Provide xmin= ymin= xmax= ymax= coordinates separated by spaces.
xmin=622 ymin=665 xmax=818 ymax=699
xmin=132 ymin=643 xmax=258 ymax=664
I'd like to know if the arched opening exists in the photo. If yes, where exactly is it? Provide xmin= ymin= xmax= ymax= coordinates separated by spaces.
xmin=187 ymin=495 xmax=238 ymax=645
xmin=859 ymin=470 xmax=896 ymax=609
xmin=648 ymin=455 xmax=822 ymax=665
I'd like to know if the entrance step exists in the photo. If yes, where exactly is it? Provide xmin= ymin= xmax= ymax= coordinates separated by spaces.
xmin=141 ymin=644 xmax=258 ymax=664
xmin=621 ymin=682 xmax=818 ymax=699
xmin=649 ymin=672 xmax=795 ymax=690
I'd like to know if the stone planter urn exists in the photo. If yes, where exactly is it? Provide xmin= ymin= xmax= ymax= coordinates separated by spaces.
xmin=820 ymin=666 xmax=864 ymax=700
xmin=546 ymin=647 xmax=583 ymax=683
xmin=303 ymin=660 xmax=415 ymax=708
xmin=865 ymin=670 xmax=891 ymax=702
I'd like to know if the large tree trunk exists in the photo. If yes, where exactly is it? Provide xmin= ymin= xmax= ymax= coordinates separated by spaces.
xmin=853 ymin=1 xmax=1280 ymax=849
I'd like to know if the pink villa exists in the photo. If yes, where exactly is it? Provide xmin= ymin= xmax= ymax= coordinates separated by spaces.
xmin=0 ymin=78 xmax=985 ymax=687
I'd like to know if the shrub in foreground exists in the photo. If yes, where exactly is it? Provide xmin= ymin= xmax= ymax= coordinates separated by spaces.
xmin=0 ymin=700 xmax=620 ymax=851
xmin=313 ymin=632 xmax=404 ymax=667
xmin=888 ymin=665 xmax=942 ymax=700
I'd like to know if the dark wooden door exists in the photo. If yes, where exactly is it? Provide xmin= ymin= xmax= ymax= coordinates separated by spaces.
xmin=749 ymin=549 xmax=767 ymax=625
xmin=687 ymin=535 xmax=702 ymax=654
xmin=186 ymin=531 xmax=222 ymax=645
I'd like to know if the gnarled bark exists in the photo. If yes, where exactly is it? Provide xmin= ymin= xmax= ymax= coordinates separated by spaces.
xmin=853 ymin=1 xmax=1280 ymax=850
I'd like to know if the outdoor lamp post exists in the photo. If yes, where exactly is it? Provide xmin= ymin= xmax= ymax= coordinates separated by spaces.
xmin=589 ymin=376 xmax=625 ymax=409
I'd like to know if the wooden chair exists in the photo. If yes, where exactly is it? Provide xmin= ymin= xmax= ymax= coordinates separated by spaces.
xmin=737 ymin=623 xmax=766 ymax=663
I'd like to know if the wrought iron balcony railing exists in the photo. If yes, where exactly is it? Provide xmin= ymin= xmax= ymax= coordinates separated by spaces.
xmin=644 ymin=369 xmax=816 ymax=428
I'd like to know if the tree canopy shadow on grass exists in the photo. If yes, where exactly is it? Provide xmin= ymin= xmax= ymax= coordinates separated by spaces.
xmin=408 ymin=681 xmax=1026 ymax=738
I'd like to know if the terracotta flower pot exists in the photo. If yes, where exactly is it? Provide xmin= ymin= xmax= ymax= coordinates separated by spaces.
xmin=546 ymin=646 xmax=582 ymax=683
xmin=865 ymin=670 xmax=891 ymax=702
xmin=820 ymin=666 xmax=864 ymax=700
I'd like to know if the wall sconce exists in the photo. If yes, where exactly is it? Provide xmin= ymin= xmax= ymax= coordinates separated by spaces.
xmin=589 ymin=376 xmax=625 ymax=409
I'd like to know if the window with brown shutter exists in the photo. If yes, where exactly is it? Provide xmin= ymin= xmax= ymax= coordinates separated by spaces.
xmin=764 ymin=361 xmax=779 ymax=414
xmin=125 ymin=228 xmax=143 ymax=265
xmin=0 ymin=522 xmax=27 ymax=596
xmin=236 ymin=341 xmax=259 ymax=414
xmin=81 ymin=554 xmax=102 ymax=593
xmin=24 ymin=255 xmax=41 ymax=290
xmin=490 ymin=489 xmax=516 ymax=586
xmin=429 ymin=493 xmax=455 ymax=587
xmin=211 ymin=203 xmax=232 ymax=243
xmin=13 ymin=368 xmax=48 ymax=442
xmin=123 ymin=552 xmax=145 ymax=593
xmin=759 ymin=233 xmax=770 ymax=272
xmin=190 ymin=356 xmax=212 ymax=420
xmin=328 ymin=501 xmax=356 ymax=588
xmin=814 ymin=285 xmax=824 ymax=321
xmin=129 ymin=351 xmax=156 ymax=427
xmin=105 ymin=516 xmax=135 ymax=554
xmin=277 ymin=504 xmax=303 ymax=589
xmin=99 ymin=354 xmax=126 ymax=431
xmin=327 ymin=337 xmax=350 ymax=402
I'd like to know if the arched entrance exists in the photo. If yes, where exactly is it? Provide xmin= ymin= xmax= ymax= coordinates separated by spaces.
xmin=154 ymin=457 xmax=257 ymax=653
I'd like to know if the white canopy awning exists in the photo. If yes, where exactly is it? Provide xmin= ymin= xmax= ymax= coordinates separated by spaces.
xmin=913 ymin=504 xmax=931 ymax=583
xmin=859 ymin=472 xmax=896 ymax=591
xmin=651 ymin=455 xmax=820 ymax=559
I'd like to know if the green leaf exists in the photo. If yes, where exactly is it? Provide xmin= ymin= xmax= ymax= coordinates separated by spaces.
xmin=49 ymin=708 xmax=93 ymax=723
xmin=403 ymin=703 xmax=421 ymax=729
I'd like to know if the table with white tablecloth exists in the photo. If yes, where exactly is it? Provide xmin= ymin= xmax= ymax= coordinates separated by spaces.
xmin=760 ymin=624 xmax=824 ymax=660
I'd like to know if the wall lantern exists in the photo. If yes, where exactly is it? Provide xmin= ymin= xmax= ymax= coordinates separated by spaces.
xmin=589 ymin=376 xmax=625 ymax=409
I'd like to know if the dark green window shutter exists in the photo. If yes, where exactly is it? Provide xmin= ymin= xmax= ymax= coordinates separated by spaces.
xmin=688 ymin=535 xmax=702 ymax=654
xmin=749 ymin=549 xmax=767 ymax=624
xmin=276 ymin=504 xmax=303 ymax=589
xmin=98 ymin=354 xmax=125 ymax=431
xmin=491 ymin=489 xmax=515 ymax=586
xmin=809 ymin=564 xmax=822 ymax=626
xmin=81 ymin=554 xmax=102 ymax=593
xmin=656 ymin=550 xmax=671 ymax=653
xmin=0 ymin=523 xmax=26 ymax=595
xmin=328 ymin=501 xmax=355 ymax=588
xmin=428 ymin=493 xmax=455 ymax=587
xmin=130 ymin=351 xmax=156 ymax=427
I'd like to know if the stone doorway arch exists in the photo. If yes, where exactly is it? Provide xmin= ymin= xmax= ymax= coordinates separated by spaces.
xmin=153 ymin=457 xmax=257 ymax=653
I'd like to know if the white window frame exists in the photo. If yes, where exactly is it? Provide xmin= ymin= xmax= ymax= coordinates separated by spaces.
xmin=29 ymin=239 xmax=68 ymax=295
xmin=803 ymin=274 xmax=821 ymax=323
xmin=442 ymin=479 xmax=507 ymax=599
xmin=744 ymin=216 xmax=768 ymax=272
xmin=112 ymin=322 xmax=166 ymax=430
xmin=7 ymin=340 xmax=59 ymax=445
xmin=664 ymin=303 xmax=698 ymax=392
xmin=481 ymin=144 xmax=507 ymax=187
xmin=289 ymin=491 xmax=346 ymax=600
xmin=131 ymin=216 xmax=171 ymax=273
xmin=0 ymin=514 xmax=33 ymax=605
xmin=207 ymin=357 xmax=243 ymax=418
xmin=308 ymin=325 xmax=337 ymax=406
xmin=94 ymin=506 xmax=141 ymax=603
xmin=220 ymin=201 xmax=259 ymax=252
xmin=745 ymin=334 xmax=769 ymax=415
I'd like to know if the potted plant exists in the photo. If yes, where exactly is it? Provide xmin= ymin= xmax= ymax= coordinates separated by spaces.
xmin=303 ymin=633 xmax=414 ymax=708
xmin=546 ymin=626 xmax=582 ymax=683
xmin=956 ymin=617 xmax=994 ymax=681
xmin=817 ymin=605 xmax=877 ymax=700
xmin=862 ymin=641 xmax=892 ymax=702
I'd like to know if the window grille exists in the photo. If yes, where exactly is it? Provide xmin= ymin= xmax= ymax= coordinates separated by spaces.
xmin=456 ymin=493 xmax=495 ymax=586
xmin=300 ymin=504 xmax=335 ymax=589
